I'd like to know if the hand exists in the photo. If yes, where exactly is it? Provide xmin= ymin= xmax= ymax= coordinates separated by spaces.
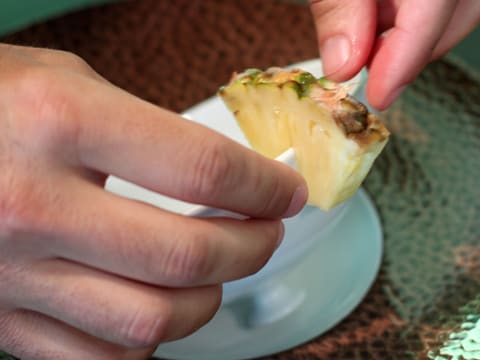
xmin=310 ymin=0 xmax=480 ymax=109
xmin=0 ymin=44 xmax=307 ymax=359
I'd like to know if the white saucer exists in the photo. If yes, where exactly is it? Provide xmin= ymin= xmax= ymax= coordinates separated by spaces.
xmin=155 ymin=189 xmax=382 ymax=360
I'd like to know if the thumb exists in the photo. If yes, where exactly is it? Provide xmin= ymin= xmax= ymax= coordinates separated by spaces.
xmin=310 ymin=0 xmax=377 ymax=81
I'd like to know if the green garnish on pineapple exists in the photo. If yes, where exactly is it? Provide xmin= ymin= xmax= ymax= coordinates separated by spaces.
xmin=219 ymin=67 xmax=390 ymax=211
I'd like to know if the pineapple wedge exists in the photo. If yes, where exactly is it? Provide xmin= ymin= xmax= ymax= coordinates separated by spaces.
xmin=218 ymin=67 xmax=390 ymax=210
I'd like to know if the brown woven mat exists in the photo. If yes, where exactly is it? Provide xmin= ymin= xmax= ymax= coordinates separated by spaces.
xmin=3 ymin=0 xmax=319 ymax=113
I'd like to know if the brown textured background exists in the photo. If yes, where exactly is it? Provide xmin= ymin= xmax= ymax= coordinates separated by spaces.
xmin=3 ymin=0 xmax=319 ymax=113
xmin=3 ymin=1 xmax=480 ymax=359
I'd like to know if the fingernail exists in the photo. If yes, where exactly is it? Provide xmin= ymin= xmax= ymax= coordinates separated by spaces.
xmin=276 ymin=221 xmax=285 ymax=249
xmin=283 ymin=184 xmax=308 ymax=218
xmin=320 ymin=35 xmax=351 ymax=76
xmin=383 ymin=85 xmax=406 ymax=108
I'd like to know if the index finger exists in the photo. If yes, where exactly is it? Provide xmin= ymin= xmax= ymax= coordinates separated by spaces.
xmin=366 ymin=0 xmax=457 ymax=109
xmin=48 ymin=70 xmax=308 ymax=219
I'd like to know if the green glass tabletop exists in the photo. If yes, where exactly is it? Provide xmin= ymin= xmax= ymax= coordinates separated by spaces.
xmin=361 ymin=56 xmax=480 ymax=360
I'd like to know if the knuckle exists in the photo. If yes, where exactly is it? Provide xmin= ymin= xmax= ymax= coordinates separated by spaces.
xmin=0 ymin=142 xmax=63 ymax=254
xmin=244 ymin=222 xmax=279 ymax=276
xmin=13 ymin=66 xmax=59 ymax=109
xmin=0 ymin=259 xmax=27 ymax=306
xmin=256 ymin=172 xmax=284 ymax=217
xmin=46 ymin=50 xmax=105 ymax=83
xmin=54 ymin=50 xmax=90 ymax=69
xmin=212 ymin=285 xmax=223 ymax=311
xmin=0 ymin=310 xmax=25 ymax=353
xmin=49 ymin=50 xmax=99 ymax=78
xmin=32 ymin=79 xmax=72 ymax=133
xmin=177 ymin=286 xmax=222 ymax=340
xmin=187 ymin=140 xmax=235 ymax=202
xmin=0 ymin=176 xmax=39 ymax=240
xmin=309 ymin=0 xmax=328 ymax=10
xmin=203 ymin=285 xmax=222 ymax=321
xmin=309 ymin=0 xmax=342 ymax=19
xmin=245 ymin=250 xmax=271 ymax=277
xmin=113 ymin=349 xmax=158 ymax=360
xmin=11 ymin=67 xmax=77 ymax=148
xmin=163 ymin=231 xmax=213 ymax=285
xmin=0 ymin=173 xmax=59 ymax=254
xmin=121 ymin=305 xmax=172 ymax=348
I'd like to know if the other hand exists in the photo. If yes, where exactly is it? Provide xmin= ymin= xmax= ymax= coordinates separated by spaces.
xmin=0 ymin=44 xmax=307 ymax=359
xmin=310 ymin=0 xmax=480 ymax=109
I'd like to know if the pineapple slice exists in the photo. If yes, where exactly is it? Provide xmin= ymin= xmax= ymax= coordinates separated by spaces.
xmin=218 ymin=67 xmax=390 ymax=210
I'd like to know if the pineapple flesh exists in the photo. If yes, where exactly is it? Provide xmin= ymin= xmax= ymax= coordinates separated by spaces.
xmin=218 ymin=67 xmax=390 ymax=210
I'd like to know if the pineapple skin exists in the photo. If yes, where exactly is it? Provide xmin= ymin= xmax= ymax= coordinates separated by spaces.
xmin=219 ymin=68 xmax=389 ymax=210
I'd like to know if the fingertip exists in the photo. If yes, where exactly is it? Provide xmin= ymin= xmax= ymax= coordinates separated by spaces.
xmin=320 ymin=35 xmax=371 ymax=82
xmin=366 ymin=79 xmax=407 ymax=110
xmin=282 ymin=183 xmax=308 ymax=218
xmin=275 ymin=221 xmax=285 ymax=249
xmin=385 ymin=85 xmax=407 ymax=109
xmin=311 ymin=0 xmax=377 ymax=81
xmin=365 ymin=30 xmax=416 ymax=110
xmin=319 ymin=34 xmax=352 ymax=80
